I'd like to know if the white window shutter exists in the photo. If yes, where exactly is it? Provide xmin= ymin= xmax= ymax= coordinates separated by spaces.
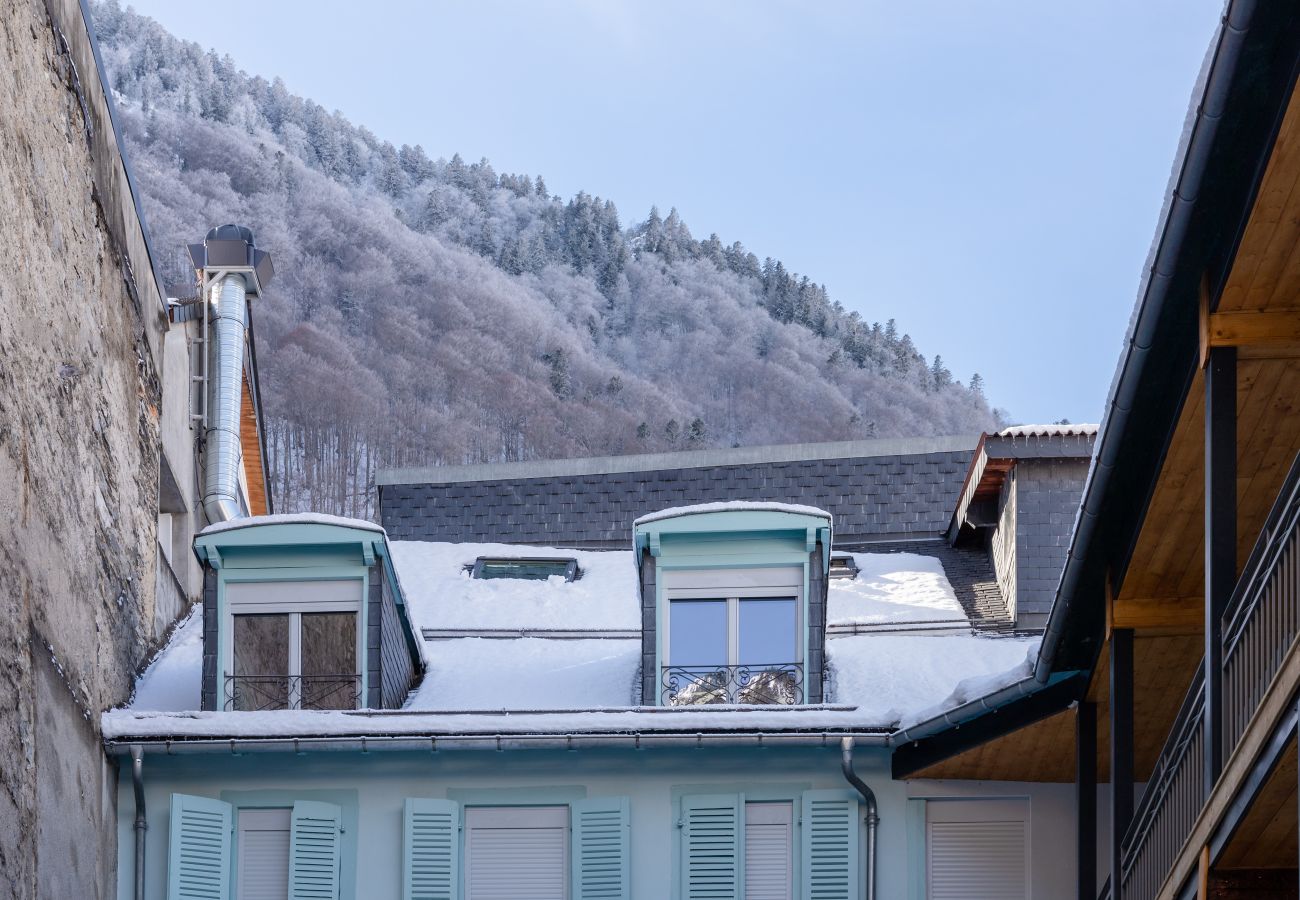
xmin=289 ymin=800 xmax=343 ymax=900
xmin=166 ymin=792 xmax=233 ymax=900
xmin=800 ymin=790 xmax=859 ymax=900
xmin=744 ymin=802 xmax=793 ymax=900
xmin=572 ymin=797 xmax=630 ymax=900
xmin=403 ymin=798 xmax=461 ymax=900
xmin=680 ymin=793 xmax=742 ymax=900
xmin=464 ymin=806 xmax=568 ymax=899
xmin=926 ymin=820 xmax=1027 ymax=899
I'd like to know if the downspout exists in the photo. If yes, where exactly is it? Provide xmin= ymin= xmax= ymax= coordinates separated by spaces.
xmin=131 ymin=743 xmax=146 ymax=900
xmin=202 ymin=272 xmax=248 ymax=523
xmin=840 ymin=737 xmax=878 ymax=900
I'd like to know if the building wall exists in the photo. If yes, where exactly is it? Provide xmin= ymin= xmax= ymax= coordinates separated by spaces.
xmin=116 ymin=746 xmax=1081 ymax=900
xmin=1014 ymin=459 xmax=1090 ymax=628
xmin=992 ymin=468 xmax=1019 ymax=622
xmin=0 ymin=0 xmax=181 ymax=895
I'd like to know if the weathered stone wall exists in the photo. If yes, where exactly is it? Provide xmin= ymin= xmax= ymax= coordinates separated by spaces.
xmin=0 ymin=0 xmax=171 ymax=895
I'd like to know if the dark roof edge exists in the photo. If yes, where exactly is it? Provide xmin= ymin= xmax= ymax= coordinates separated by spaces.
xmin=377 ymin=434 xmax=980 ymax=487
xmin=1037 ymin=0 xmax=1278 ymax=682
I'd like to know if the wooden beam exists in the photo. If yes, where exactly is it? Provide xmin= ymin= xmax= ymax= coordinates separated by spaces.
xmin=1206 ymin=309 xmax=1300 ymax=348
xmin=1111 ymin=597 xmax=1203 ymax=632
xmin=1197 ymin=845 xmax=1209 ymax=900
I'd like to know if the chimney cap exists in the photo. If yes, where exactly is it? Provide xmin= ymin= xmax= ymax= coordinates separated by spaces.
xmin=188 ymin=223 xmax=273 ymax=296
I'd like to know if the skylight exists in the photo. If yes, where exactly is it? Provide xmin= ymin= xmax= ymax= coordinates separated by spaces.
xmin=469 ymin=557 xmax=580 ymax=582
xmin=828 ymin=554 xmax=859 ymax=580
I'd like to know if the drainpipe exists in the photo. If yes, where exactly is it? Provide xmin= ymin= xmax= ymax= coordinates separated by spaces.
xmin=840 ymin=737 xmax=879 ymax=900
xmin=187 ymin=225 xmax=274 ymax=524
xmin=131 ymin=744 xmax=146 ymax=900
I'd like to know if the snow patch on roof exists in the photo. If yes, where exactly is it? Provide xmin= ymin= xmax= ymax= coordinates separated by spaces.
xmin=634 ymin=501 xmax=831 ymax=527
xmin=198 ymin=512 xmax=384 ymax=537
xmin=996 ymin=424 xmax=1099 ymax=438
xmin=408 ymin=638 xmax=640 ymax=709
xmin=897 ymin=638 xmax=1041 ymax=730
xmin=128 ymin=606 xmax=203 ymax=711
xmin=389 ymin=541 xmax=639 ymax=630
xmin=827 ymin=553 xmax=966 ymax=625
xmin=828 ymin=632 xmax=1040 ymax=728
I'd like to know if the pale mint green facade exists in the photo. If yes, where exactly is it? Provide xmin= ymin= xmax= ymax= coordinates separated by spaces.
xmin=116 ymin=746 xmax=1083 ymax=899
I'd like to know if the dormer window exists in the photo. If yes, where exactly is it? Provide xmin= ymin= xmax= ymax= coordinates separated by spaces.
xmin=226 ymin=579 xmax=363 ymax=711
xmin=664 ymin=574 xmax=802 ymax=704
xmin=469 ymin=556 xmax=579 ymax=582
xmin=633 ymin=503 xmax=833 ymax=706
xmin=829 ymin=553 xmax=859 ymax=580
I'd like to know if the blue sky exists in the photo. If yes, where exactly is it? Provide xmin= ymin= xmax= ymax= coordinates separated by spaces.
xmin=117 ymin=1 xmax=1224 ymax=425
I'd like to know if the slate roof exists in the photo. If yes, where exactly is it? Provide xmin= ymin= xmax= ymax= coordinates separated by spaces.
xmin=378 ymin=435 xmax=979 ymax=547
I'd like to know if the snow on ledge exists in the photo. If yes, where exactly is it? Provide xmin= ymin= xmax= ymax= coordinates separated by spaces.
xmin=102 ymin=704 xmax=884 ymax=741
xmin=199 ymin=512 xmax=384 ymax=537
xmin=634 ymin=501 xmax=831 ymax=526
xmin=995 ymin=424 xmax=1099 ymax=438
xmin=895 ymin=638 xmax=1041 ymax=731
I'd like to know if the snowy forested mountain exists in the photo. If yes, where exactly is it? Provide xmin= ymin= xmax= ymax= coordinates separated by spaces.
xmin=92 ymin=1 xmax=999 ymax=518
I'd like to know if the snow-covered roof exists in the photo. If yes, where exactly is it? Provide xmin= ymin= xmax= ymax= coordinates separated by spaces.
xmin=633 ymin=501 xmax=831 ymax=526
xmin=995 ymin=424 xmax=1099 ymax=438
xmin=108 ymin=541 xmax=1038 ymax=739
xmin=198 ymin=512 xmax=384 ymax=537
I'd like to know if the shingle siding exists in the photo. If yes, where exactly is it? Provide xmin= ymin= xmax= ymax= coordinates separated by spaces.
xmin=377 ymin=557 xmax=417 ymax=709
xmin=380 ymin=449 xmax=974 ymax=547
xmin=201 ymin=565 xmax=218 ymax=711
xmin=1013 ymin=458 xmax=1090 ymax=627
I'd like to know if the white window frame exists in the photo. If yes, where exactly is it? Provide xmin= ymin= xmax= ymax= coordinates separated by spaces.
xmin=223 ymin=579 xmax=365 ymax=710
xmin=662 ymin=566 xmax=804 ymax=669
xmin=925 ymin=798 xmax=1030 ymax=900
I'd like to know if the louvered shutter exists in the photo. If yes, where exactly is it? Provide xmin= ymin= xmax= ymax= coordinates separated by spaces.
xmin=403 ymin=798 xmax=461 ymax=900
xmin=167 ymin=793 xmax=233 ymax=900
xmin=681 ymin=793 xmax=742 ymax=900
xmin=800 ymin=790 xmax=859 ymax=900
xmin=572 ymin=797 xmax=630 ymax=900
xmin=289 ymin=800 xmax=344 ymax=900
xmin=926 ymin=820 xmax=1026 ymax=899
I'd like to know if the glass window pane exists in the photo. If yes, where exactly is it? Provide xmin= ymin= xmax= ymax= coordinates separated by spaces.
xmin=738 ymin=598 xmax=797 ymax=664
xmin=232 ymin=614 xmax=289 ymax=710
xmin=474 ymin=558 xmax=574 ymax=580
xmin=300 ymin=612 xmax=357 ymax=710
xmin=669 ymin=600 xmax=727 ymax=666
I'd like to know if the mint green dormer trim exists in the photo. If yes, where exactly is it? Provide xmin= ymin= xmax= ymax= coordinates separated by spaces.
xmin=192 ymin=516 xmax=422 ymax=712
xmin=634 ymin=504 xmax=833 ymax=706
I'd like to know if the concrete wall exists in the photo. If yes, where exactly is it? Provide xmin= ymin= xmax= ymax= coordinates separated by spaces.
xmin=0 ymin=0 xmax=202 ymax=894
xmin=116 ymin=746 xmax=1082 ymax=900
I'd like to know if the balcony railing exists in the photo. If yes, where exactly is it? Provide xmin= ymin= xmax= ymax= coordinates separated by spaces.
xmin=1119 ymin=451 xmax=1300 ymax=899
xmin=1221 ymin=451 xmax=1300 ymax=760
xmin=661 ymin=663 xmax=803 ymax=705
xmin=224 ymin=674 xmax=362 ymax=711
xmin=1120 ymin=669 xmax=1204 ymax=900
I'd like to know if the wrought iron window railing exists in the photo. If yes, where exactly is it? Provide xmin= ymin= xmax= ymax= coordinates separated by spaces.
xmin=224 ymin=674 xmax=362 ymax=711
xmin=660 ymin=663 xmax=803 ymax=705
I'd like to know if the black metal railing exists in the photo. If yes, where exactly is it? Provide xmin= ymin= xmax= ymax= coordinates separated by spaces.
xmin=1118 ymin=452 xmax=1300 ymax=899
xmin=224 ymin=674 xmax=362 ymax=711
xmin=660 ymin=664 xmax=803 ymax=705
xmin=1221 ymin=451 xmax=1300 ymax=761
xmin=1120 ymin=668 xmax=1204 ymax=900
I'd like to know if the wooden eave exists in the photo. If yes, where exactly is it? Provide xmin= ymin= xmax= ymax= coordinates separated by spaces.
xmin=907 ymin=71 xmax=1300 ymax=784
xmin=240 ymin=370 xmax=270 ymax=516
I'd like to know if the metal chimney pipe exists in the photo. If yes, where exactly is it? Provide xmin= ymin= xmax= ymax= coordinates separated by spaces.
xmin=187 ymin=224 xmax=273 ymax=524
xmin=202 ymin=273 xmax=248 ymax=523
